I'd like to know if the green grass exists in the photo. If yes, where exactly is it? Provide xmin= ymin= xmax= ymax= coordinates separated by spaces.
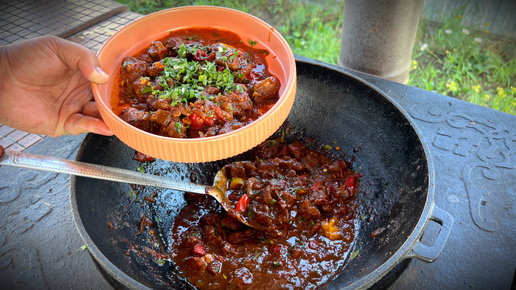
xmin=115 ymin=0 xmax=516 ymax=115
xmin=411 ymin=9 xmax=516 ymax=115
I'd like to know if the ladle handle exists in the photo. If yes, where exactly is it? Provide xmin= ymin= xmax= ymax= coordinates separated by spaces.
xmin=0 ymin=147 xmax=207 ymax=194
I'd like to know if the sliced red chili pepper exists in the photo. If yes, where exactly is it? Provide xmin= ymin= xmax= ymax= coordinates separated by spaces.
xmin=308 ymin=240 xmax=319 ymax=249
xmin=192 ymin=243 xmax=206 ymax=256
xmin=189 ymin=113 xmax=204 ymax=130
xmin=235 ymin=194 xmax=250 ymax=213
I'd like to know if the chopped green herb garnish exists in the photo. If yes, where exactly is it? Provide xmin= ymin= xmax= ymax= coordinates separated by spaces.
xmin=148 ymin=54 xmax=237 ymax=106
xmin=351 ymin=250 xmax=359 ymax=260
xmin=175 ymin=122 xmax=182 ymax=133
xmin=249 ymin=40 xmax=257 ymax=47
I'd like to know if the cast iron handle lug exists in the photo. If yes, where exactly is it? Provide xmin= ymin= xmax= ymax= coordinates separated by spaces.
xmin=406 ymin=205 xmax=453 ymax=262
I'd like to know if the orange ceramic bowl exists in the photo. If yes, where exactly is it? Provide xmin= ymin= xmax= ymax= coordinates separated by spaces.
xmin=92 ymin=6 xmax=296 ymax=163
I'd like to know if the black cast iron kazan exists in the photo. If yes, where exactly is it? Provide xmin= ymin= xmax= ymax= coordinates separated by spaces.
xmin=70 ymin=59 xmax=453 ymax=289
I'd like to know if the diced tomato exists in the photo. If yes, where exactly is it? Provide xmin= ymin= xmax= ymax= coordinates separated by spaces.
xmin=311 ymin=181 xmax=324 ymax=191
xmin=203 ymin=110 xmax=217 ymax=126
xmin=189 ymin=113 xmax=204 ymax=130
xmin=192 ymin=243 xmax=206 ymax=256
xmin=258 ymin=103 xmax=275 ymax=115
xmin=271 ymin=245 xmax=282 ymax=253
xmin=235 ymin=194 xmax=250 ymax=213
xmin=346 ymin=174 xmax=358 ymax=194
xmin=308 ymin=240 xmax=319 ymax=249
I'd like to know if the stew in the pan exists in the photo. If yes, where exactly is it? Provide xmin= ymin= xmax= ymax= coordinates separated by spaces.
xmin=165 ymin=137 xmax=360 ymax=289
xmin=113 ymin=28 xmax=280 ymax=138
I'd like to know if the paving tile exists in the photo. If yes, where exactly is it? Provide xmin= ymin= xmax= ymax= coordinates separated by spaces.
xmin=6 ymin=130 xmax=29 ymax=142
xmin=0 ymin=125 xmax=15 ymax=136
xmin=5 ymin=143 xmax=26 ymax=152
xmin=0 ymin=137 xmax=14 ymax=149
xmin=17 ymin=134 xmax=43 ymax=148
xmin=1 ymin=0 xmax=129 ymax=45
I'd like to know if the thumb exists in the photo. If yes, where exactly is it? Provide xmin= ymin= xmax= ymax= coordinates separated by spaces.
xmin=88 ymin=66 xmax=110 ymax=84
xmin=50 ymin=36 xmax=110 ymax=84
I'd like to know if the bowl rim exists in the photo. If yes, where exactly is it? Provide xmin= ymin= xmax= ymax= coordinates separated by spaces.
xmin=92 ymin=5 xmax=297 ymax=146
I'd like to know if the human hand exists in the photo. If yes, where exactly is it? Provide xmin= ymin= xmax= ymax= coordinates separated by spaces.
xmin=0 ymin=35 xmax=113 ymax=137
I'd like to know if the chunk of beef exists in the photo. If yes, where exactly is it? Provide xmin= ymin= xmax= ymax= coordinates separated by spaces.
xmin=311 ymin=188 xmax=331 ymax=206
xmin=184 ymin=256 xmax=207 ymax=272
xmin=256 ymin=159 xmax=279 ymax=172
xmin=286 ymin=141 xmax=307 ymax=160
xmin=252 ymin=76 xmax=280 ymax=104
xmin=254 ymin=141 xmax=282 ymax=160
xmin=290 ymin=247 xmax=303 ymax=259
xmin=132 ymin=151 xmax=155 ymax=162
xmin=202 ymin=85 xmax=221 ymax=96
xmin=253 ymin=187 xmax=274 ymax=206
xmin=205 ymin=225 xmax=215 ymax=242
xmin=147 ymin=40 xmax=168 ymax=61
xmin=147 ymin=60 xmax=165 ymax=77
xmin=207 ymin=260 xmax=223 ymax=276
xmin=244 ymin=177 xmax=263 ymax=192
xmin=226 ymin=90 xmax=252 ymax=118
xmin=146 ymin=96 xmax=171 ymax=110
xmin=149 ymin=109 xmax=173 ymax=127
xmin=217 ymin=121 xmax=245 ymax=135
xmin=120 ymin=107 xmax=151 ymax=131
xmin=274 ymin=189 xmax=297 ymax=209
xmin=248 ymin=202 xmax=272 ymax=227
xmin=121 ymin=56 xmax=148 ymax=84
xmin=225 ymin=162 xmax=246 ymax=179
xmin=228 ymin=229 xmax=255 ymax=244
xmin=131 ymin=76 xmax=152 ymax=102
xmin=230 ymin=267 xmax=253 ymax=288
xmin=221 ymin=242 xmax=233 ymax=255
xmin=200 ymin=212 xmax=222 ymax=226
xmin=327 ymin=160 xmax=349 ymax=178
xmin=165 ymin=37 xmax=183 ymax=51
xmin=163 ymin=120 xmax=187 ymax=138
xmin=275 ymin=156 xmax=305 ymax=171
xmin=297 ymin=199 xmax=321 ymax=219
xmin=182 ymin=234 xmax=202 ymax=248
xmin=220 ymin=216 xmax=244 ymax=231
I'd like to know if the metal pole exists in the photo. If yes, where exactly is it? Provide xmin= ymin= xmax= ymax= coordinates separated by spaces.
xmin=338 ymin=0 xmax=424 ymax=83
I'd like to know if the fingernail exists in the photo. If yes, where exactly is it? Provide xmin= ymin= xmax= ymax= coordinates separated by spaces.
xmin=93 ymin=67 xmax=110 ymax=83
xmin=96 ymin=67 xmax=109 ymax=77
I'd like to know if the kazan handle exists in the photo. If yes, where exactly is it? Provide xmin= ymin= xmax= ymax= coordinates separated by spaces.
xmin=407 ymin=205 xmax=454 ymax=262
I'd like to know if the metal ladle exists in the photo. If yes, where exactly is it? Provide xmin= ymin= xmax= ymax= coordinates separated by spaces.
xmin=0 ymin=145 xmax=264 ymax=231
